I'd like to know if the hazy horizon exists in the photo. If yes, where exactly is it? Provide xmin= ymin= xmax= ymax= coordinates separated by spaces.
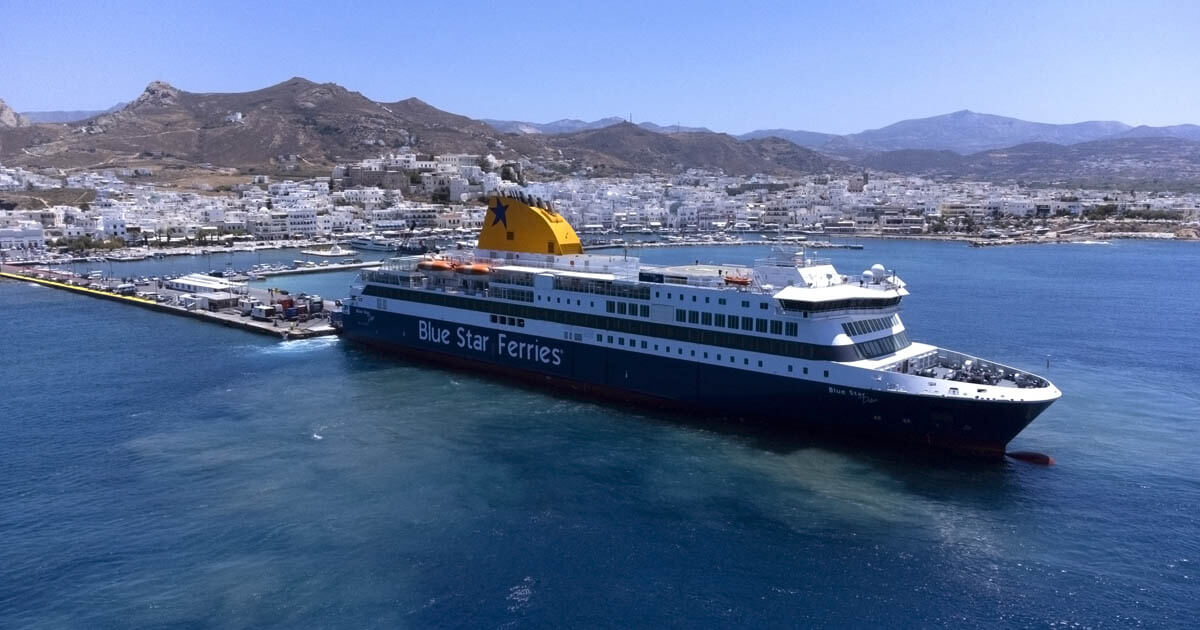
xmin=3 ymin=0 xmax=1198 ymax=134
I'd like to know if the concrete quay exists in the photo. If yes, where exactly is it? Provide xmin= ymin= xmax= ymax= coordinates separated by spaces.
xmin=1 ymin=265 xmax=339 ymax=341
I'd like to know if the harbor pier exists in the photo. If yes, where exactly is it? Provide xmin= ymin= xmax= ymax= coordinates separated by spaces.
xmin=1 ymin=265 xmax=339 ymax=340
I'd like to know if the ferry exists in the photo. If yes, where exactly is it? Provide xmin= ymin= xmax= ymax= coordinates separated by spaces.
xmin=348 ymin=235 xmax=432 ymax=255
xmin=339 ymin=194 xmax=1060 ymax=455
xmin=348 ymin=236 xmax=399 ymax=251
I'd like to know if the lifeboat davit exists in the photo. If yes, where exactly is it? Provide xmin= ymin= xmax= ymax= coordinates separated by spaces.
xmin=417 ymin=259 xmax=454 ymax=272
xmin=455 ymin=263 xmax=492 ymax=275
xmin=724 ymin=275 xmax=752 ymax=286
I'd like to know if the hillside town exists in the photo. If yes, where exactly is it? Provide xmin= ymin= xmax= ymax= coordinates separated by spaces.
xmin=3 ymin=154 xmax=1198 ymax=259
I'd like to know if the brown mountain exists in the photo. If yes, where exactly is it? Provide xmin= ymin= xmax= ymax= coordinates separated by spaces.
xmin=1 ymin=78 xmax=844 ymax=177
xmin=542 ymin=123 xmax=843 ymax=176
xmin=862 ymin=137 xmax=1200 ymax=185
xmin=0 ymin=98 xmax=31 ymax=128
xmin=0 ymin=78 xmax=516 ymax=170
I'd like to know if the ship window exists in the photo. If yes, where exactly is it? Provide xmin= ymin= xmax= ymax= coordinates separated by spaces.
xmin=730 ymin=356 xmax=735 ymax=363
xmin=688 ymin=311 xmax=699 ymax=324
xmin=667 ymin=293 xmax=672 ymax=299
xmin=678 ymin=348 xmax=683 ymax=355
xmin=741 ymin=300 xmax=749 ymax=308
xmin=760 ymin=303 xmax=768 ymax=310
xmin=788 ymin=365 xmax=793 ymax=372
xmin=665 ymin=346 xmax=670 ymax=352
xmin=680 ymin=294 xmax=684 ymax=301
xmin=655 ymin=344 xmax=659 ymax=350
xmin=675 ymin=309 xmax=686 ymax=322
xmin=803 ymin=367 xmax=808 ymax=374
xmin=701 ymin=312 xmax=712 ymax=325
xmin=629 ymin=338 xmax=635 ymax=346
xmin=744 ymin=358 xmax=750 ymax=365
xmin=715 ymin=313 xmax=726 ymax=327
xmin=518 ymin=319 xmax=524 ymax=327
xmin=596 ymin=334 xmax=602 ymax=341
xmin=490 ymin=314 xmax=497 ymax=323
xmin=758 ymin=360 xmax=763 ymax=367
xmin=617 ymin=302 xmax=627 ymax=315
xmin=717 ymin=354 xmax=722 ymax=360
xmin=656 ymin=291 xmax=660 ymax=298
xmin=607 ymin=335 xmax=613 ymax=343
xmin=618 ymin=338 xmax=624 ymax=345
xmin=741 ymin=316 xmax=753 ymax=330
xmin=718 ymin=298 xmax=726 ymax=305
xmin=786 ymin=322 xmax=798 ymax=336
xmin=691 ymin=350 xmax=695 ymax=356
xmin=770 ymin=320 xmax=782 ymax=335
xmin=628 ymin=302 xmax=637 ymax=314
xmin=640 ymin=305 xmax=649 ymax=317
xmin=755 ymin=319 xmax=768 ymax=333
xmin=641 ymin=341 xmax=647 ymax=349
xmin=556 ymin=297 xmax=561 ymax=303
xmin=824 ymin=370 xmax=829 ymax=377
xmin=704 ymin=352 xmax=709 ymax=358
xmin=606 ymin=301 xmax=615 ymax=313
xmin=506 ymin=231 xmax=514 ymax=240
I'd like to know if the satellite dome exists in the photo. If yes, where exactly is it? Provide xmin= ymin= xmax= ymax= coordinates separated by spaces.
xmin=862 ymin=269 xmax=874 ymax=280
xmin=871 ymin=263 xmax=886 ymax=276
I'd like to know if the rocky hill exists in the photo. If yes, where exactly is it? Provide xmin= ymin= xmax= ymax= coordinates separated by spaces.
xmin=0 ymin=79 xmax=846 ymax=177
xmin=0 ymin=98 xmax=30 ymax=128
xmin=862 ymin=137 xmax=1200 ymax=184
xmin=540 ymin=122 xmax=844 ymax=176
xmin=739 ymin=111 xmax=1200 ymax=156
xmin=482 ymin=117 xmax=711 ymax=135
xmin=8 ymin=79 xmax=1198 ymax=184
xmin=840 ymin=110 xmax=1132 ymax=154
xmin=736 ymin=128 xmax=839 ymax=150
xmin=0 ymin=78 xmax=512 ymax=170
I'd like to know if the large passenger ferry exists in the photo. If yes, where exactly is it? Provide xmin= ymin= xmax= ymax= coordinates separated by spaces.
xmin=338 ymin=194 xmax=1060 ymax=455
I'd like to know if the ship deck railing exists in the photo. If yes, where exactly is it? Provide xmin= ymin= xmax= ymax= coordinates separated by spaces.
xmin=879 ymin=348 xmax=1048 ymax=389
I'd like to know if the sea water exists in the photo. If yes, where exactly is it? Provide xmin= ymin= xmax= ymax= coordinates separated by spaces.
xmin=1 ymin=239 xmax=1197 ymax=627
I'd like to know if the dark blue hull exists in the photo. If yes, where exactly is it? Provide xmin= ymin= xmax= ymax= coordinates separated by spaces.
xmin=342 ymin=307 xmax=1051 ymax=456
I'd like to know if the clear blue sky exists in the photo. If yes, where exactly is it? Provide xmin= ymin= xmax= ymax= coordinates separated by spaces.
xmin=2 ymin=0 xmax=1197 ymax=134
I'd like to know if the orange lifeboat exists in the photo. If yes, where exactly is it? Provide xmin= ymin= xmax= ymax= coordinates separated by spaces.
xmin=723 ymin=275 xmax=751 ymax=286
xmin=455 ymin=263 xmax=492 ymax=275
xmin=417 ymin=259 xmax=454 ymax=272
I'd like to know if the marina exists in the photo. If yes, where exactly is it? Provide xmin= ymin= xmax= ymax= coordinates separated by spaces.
xmin=1 ymin=264 xmax=338 ymax=340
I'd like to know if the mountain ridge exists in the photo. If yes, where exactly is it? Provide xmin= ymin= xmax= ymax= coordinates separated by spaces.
xmin=0 ymin=78 xmax=834 ymax=177
xmin=482 ymin=117 xmax=711 ymax=135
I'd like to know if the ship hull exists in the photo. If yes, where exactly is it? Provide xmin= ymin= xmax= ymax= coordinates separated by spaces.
xmin=342 ymin=308 xmax=1050 ymax=456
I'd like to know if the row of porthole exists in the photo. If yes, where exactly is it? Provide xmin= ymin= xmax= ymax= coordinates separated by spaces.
xmin=592 ymin=332 xmax=829 ymax=378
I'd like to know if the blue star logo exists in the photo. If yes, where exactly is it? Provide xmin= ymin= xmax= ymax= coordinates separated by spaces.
xmin=490 ymin=199 xmax=509 ymax=227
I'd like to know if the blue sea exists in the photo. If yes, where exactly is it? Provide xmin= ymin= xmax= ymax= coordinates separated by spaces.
xmin=2 ymin=239 xmax=1197 ymax=628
